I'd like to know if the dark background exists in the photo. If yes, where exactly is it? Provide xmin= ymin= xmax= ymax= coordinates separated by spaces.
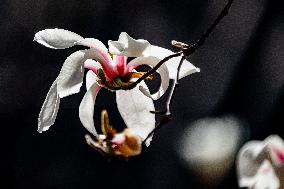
xmin=1 ymin=0 xmax=283 ymax=188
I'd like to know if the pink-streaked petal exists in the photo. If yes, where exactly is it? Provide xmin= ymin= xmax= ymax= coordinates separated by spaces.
xmin=239 ymin=160 xmax=280 ymax=189
xmin=86 ymin=70 xmax=99 ymax=91
xmin=75 ymin=38 xmax=113 ymax=64
xmin=57 ymin=50 xmax=87 ymax=98
xmin=114 ymin=55 xmax=127 ymax=76
xmin=79 ymin=82 xmax=101 ymax=136
xmin=108 ymin=32 xmax=151 ymax=57
xmin=127 ymin=56 xmax=169 ymax=100
xmin=38 ymin=79 xmax=60 ymax=133
xmin=34 ymin=28 xmax=83 ymax=49
xmin=85 ymin=48 xmax=119 ymax=80
xmin=150 ymin=45 xmax=200 ymax=80
xmin=265 ymin=135 xmax=284 ymax=166
xmin=84 ymin=59 xmax=101 ymax=75
xmin=111 ymin=133 xmax=126 ymax=145
xmin=116 ymin=81 xmax=155 ymax=146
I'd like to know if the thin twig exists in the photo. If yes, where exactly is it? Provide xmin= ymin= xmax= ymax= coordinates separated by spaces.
xmin=127 ymin=52 xmax=182 ymax=89
xmin=142 ymin=56 xmax=186 ymax=144
xmin=183 ymin=0 xmax=234 ymax=56
xmin=142 ymin=0 xmax=235 ymax=146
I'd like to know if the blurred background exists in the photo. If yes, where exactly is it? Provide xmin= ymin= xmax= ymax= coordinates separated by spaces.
xmin=1 ymin=0 xmax=283 ymax=188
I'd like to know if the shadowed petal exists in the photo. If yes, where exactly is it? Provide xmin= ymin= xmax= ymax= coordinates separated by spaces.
xmin=85 ymin=70 xmax=99 ymax=91
xmin=57 ymin=50 xmax=87 ymax=98
xmin=239 ymin=160 xmax=280 ymax=189
xmin=79 ymin=82 xmax=101 ymax=136
xmin=34 ymin=28 xmax=83 ymax=49
xmin=127 ymin=56 xmax=169 ymax=100
xmin=38 ymin=79 xmax=60 ymax=133
xmin=114 ymin=55 xmax=128 ymax=76
xmin=265 ymin=135 xmax=284 ymax=166
xmin=237 ymin=141 xmax=267 ymax=186
xmin=150 ymin=45 xmax=200 ymax=79
xmin=108 ymin=32 xmax=151 ymax=57
xmin=116 ymin=81 xmax=155 ymax=146
xmin=84 ymin=59 xmax=101 ymax=75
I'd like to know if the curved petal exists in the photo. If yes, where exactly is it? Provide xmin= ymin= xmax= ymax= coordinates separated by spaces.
xmin=237 ymin=141 xmax=266 ymax=182
xmin=265 ymin=135 xmax=284 ymax=166
xmin=116 ymin=81 xmax=155 ymax=146
xmin=239 ymin=160 xmax=280 ymax=189
xmin=108 ymin=32 xmax=151 ymax=57
xmin=57 ymin=50 xmax=87 ymax=98
xmin=114 ymin=55 xmax=128 ymax=76
xmin=34 ymin=28 xmax=83 ymax=49
xmin=150 ymin=45 xmax=200 ymax=80
xmin=79 ymin=82 xmax=101 ymax=136
xmin=38 ymin=79 xmax=60 ymax=133
xmin=86 ymin=70 xmax=99 ymax=91
xmin=84 ymin=59 xmax=101 ymax=75
xmin=85 ymin=48 xmax=118 ymax=80
xmin=75 ymin=38 xmax=113 ymax=64
xmin=127 ymin=56 xmax=169 ymax=100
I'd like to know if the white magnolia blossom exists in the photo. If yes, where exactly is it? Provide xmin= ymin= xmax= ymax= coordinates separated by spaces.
xmin=237 ymin=135 xmax=284 ymax=189
xmin=108 ymin=32 xmax=200 ymax=80
xmin=34 ymin=28 xmax=199 ymax=154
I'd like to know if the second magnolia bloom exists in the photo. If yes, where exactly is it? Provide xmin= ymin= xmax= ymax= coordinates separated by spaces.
xmin=237 ymin=135 xmax=284 ymax=189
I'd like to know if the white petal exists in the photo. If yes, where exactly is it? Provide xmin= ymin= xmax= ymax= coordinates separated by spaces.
xmin=79 ymin=83 xmax=101 ymax=136
xmin=85 ymin=48 xmax=118 ymax=77
xmin=57 ymin=50 xmax=87 ymax=98
xmin=265 ymin=135 xmax=284 ymax=166
xmin=38 ymin=79 xmax=60 ymax=133
xmin=150 ymin=45 xmax=200 ymax=79
xmin=84 ymin=59 xmax=102 ymax=72
xmin=34 ymin=28 xmax=83 ymax=49
xmin=116 ymin=81 xmax=155 ymax=146
xmin=75 ymin=38 xmax=109 ymax=54
xmin=86 ymin=70 xmax=99 ymax=91
xmin=108 ymin=32 xmax=151 ymax=57
xmin=239 ymin=160 xmax=280 ymax=189
xmin=127 ymin=56 xmax=169 ymax=100
xmin=237 ymin=141 xmax=267 ymax=182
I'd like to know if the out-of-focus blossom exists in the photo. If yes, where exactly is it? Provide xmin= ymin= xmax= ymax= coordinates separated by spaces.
xmin=237 ymin=135 xmax=284 ymax=189
xmin=177 ymin=116 xmax=243 ymax=185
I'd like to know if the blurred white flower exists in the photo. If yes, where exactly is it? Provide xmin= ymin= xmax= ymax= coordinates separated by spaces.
xmin=177 ymin=116 xmax=243 ymax=185
xmin=237 ymin=135 xmax=284 ymax=189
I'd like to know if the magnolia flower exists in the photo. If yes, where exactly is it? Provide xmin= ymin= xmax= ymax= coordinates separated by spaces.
xmin=237 ymin=135 xmax=284 ymax=189
xmin=35 ymin=28 xmax=199 ymax=149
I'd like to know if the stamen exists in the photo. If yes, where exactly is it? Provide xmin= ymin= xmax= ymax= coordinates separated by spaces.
xmin=126 ymin=72 xmax=153 ymax=81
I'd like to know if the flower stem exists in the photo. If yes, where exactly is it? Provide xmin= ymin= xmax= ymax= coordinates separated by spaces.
xmin=127 ymin=52 xmax=182 ymax=89
xmin=142 ymin=0 xmax=235 ymax=146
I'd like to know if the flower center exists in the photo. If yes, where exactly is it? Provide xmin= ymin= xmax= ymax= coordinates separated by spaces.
xmin=97 ymin=68 xmax=153 ymax=90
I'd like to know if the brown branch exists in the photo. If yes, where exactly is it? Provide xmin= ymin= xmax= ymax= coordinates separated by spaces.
xmin=126 ymin=52 xmax=182 ymax=89
xmin=142 ymin=0 xmax=235 ymax=146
